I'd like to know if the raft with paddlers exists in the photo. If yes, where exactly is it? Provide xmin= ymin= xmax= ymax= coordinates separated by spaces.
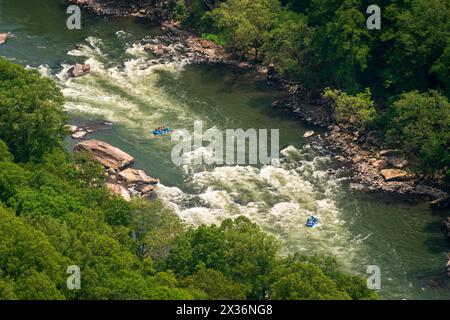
xmin=306 ymin=215 xmax=320 ymax=228
xmin=152 ymin=125 xmax=173 ymax=136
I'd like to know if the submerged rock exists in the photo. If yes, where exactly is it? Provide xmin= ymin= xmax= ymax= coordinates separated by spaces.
xmin=68 ymin=64 xmax=91 ymax=78
xmin=106 ymin=183 xmax=131 ymax=201
xmin=380 ymin=169 xmax=410 ymax=182
xmin=74 ymin=140 xmax=134 ymax=171
xmin=117 ymin=168 xmax=159 ymax=185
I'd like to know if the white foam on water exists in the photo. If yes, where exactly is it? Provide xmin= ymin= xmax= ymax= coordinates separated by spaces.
xmin=52 ymin=35 xmax=362 ymax=267
xmin=58 ymin=36 xmax=193 ymax=137
xmin=155 ymin=145 xmax=361 ymax=266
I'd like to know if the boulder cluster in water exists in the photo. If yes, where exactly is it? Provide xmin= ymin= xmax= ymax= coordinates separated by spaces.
xmin=74 ymin=140 xmax=158 ymax=201
xmin=65 ymin=121 xmax=113 ymax=140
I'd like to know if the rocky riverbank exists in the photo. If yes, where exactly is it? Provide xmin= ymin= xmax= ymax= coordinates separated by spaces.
xmin=69 ymin=0 xmax=173 ymax=21
xmin=67 ymin=0 xmax=449 ymax=213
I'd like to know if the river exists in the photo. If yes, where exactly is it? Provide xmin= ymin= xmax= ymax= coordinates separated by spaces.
xmin=1 ymin=0 xmax=449 ymax=299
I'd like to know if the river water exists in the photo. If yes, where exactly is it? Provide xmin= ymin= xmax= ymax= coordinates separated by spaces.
xmin=1 ymin=0 xmax=449 ymax=299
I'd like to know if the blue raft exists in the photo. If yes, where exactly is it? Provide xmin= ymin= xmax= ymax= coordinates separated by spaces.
xmin=306 ymin=215 xmax=320 ymax=228
xmin=152 ymin=127 xmax=173 ymax=136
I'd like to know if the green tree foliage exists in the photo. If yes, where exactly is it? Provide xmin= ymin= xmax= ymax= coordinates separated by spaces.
xmin=262 ymin=11 xmax=315 ymax=83
xmin=323 ymin=88 xmax=376 ymax=131
xmin=182 ymin=267 xmax=248 ymax=299
xmin=0 ymin=58 xmax=67 ymax=162
xmin=0 ymin=207 xmax=69 ymax=299
xmin=205 ymin=0 xmax=281 ymax=59
xmin=380 ymin=0 xmax=450 ymax=96
xmin=385 ymin=90 xmax=450 ymax=174
xmin=270 ymin=254 xmax=378 ymax=300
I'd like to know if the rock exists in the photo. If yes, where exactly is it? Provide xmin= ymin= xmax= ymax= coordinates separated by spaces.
xmin=135 ymin=184 xmax=154 ymax=194
xmin=303 ymin=130 xmax=314 ymax=138
xmin=68 ymin=64 xmax=91 ymax=77
xmin=387 ymin=156 xmax=408 ymax=169
xmin=106 ymin=183 xmax=132 ymax=201
xmin=0 ymin=33 xmax=8 ymax=45
xmin=380 ymin=169 xmax=410 ymax=181
xmin=65 ymin=125 xmax=78 ymax=134
xmin=117 ymin=168 xmax=158 ymax=185
xmin=441 ymin=218 xmax=450 ymax=240
xmin=430 ymin=197 xmax=450 ymax=210
xmin=74 ymin=140 xmax=134 ymax=171
xmin=71 ymin=131 xmax=87 ymax=139
xmin=379 ymin=149 xmax=401 ymax=157
xmin=144 ymin=43 xmax=170 ymax=56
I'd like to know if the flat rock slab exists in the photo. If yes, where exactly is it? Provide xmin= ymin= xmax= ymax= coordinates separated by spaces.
xmin=118 ymin=168 xmax=158 ymax=185
xmin=380 ymin=168 xmax=410 ymax=182
xmin=74 ymin=139 xmax=134 ymax=171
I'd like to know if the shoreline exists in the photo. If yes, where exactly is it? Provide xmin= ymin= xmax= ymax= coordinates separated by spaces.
xmin=68 ymin=0 xmax=449 ymax=208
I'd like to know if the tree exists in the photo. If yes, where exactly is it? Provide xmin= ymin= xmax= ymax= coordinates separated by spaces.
xmin=269 ymin=254 xmax=378 ymax=300
xmin=182 ymin=267 xmax=248 ymax=299
xmin=262 ymin=11 xmax=316 ymax=83
xmin=322 ymin=88 xmax=376 ymax=131
xmin=206 ymin=0 xmax=281 ymax=59
xmin=0 ymin=140 xmax=13 ymax=163
xmin=380 ymin=0 xmax=450 ymax=96
xmin=0 ymin=207 xmax=69 ymax=299
xmin=385 ymin=90 xmax=450 ymax=174
xmin=0 ymin=58 xmax=67 ymax=162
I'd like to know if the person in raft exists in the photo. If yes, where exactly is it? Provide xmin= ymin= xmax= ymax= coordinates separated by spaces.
xmin=155 ymin=125 xmax=167 ymax=132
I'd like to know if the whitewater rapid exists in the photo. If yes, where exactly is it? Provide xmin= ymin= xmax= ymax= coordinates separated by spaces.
xmin=39 ymin=32 xmax=364 ymax=267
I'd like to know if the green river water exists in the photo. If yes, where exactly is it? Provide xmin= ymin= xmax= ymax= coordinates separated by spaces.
xmin=1 ymin=0 xmax=449 ymax=299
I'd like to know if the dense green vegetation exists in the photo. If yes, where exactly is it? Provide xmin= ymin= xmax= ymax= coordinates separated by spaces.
xmin=173 ymin=0 xmax=450 ymax=176
xmin=0 ymin=58 xmax=377 ymax=300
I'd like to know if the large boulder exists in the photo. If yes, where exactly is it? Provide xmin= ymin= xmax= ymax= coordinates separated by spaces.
xmin=106 ymin=183 xmax=131 ymax=201
xmin=0 ymin=33 xmax=8 ymax=45
xmin=74 ymin=140 xmax=134 ymax=171
xmin=303 ymin=130 xmax=314 ymax=138
xmin=380 ymin=169 xmax=410 ymax=181
xmin=68 ymin=64 xmax=91 ymax=77
xmin=117 ymin=168 xmax=158 ymax=185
